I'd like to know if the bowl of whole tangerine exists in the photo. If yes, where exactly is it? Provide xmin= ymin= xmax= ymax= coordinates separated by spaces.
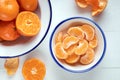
xmin=50 ymin=17 xmax=106 ymax=73
xmin=0 ymin=0 xmax=52 ymax=58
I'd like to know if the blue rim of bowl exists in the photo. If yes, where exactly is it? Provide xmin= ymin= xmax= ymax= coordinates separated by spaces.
xmin=0 ymin=0 xmax=52 ymax=58
xmin=49 ymin=17 xmax=106 ymax=73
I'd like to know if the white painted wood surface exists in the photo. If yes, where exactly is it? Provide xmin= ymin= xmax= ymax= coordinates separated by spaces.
xmin=0 ymin=0 xmax=120 ymax=80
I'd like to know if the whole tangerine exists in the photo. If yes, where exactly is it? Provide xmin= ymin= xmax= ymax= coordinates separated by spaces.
xmin=0 ymin=0 xmax=19 ymax=21
xmin=18 ymin=0 xmax=38 ymax=11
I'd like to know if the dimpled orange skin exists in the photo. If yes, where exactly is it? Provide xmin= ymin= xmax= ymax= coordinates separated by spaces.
xmin=18 ymin=0 xmax=38 ymax=11
xmin=0 ymin=0 xmax=19 ymax=21
xmin=0 ymin=37 xmax=3 ymax=41
xmin=0 ymin=21 xmax=20 ymax=41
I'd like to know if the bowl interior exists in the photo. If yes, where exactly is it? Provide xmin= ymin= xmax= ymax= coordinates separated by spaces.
xmin=0 ymin=0 xmax=51 ymax=58
xmin=50 ymin=17 xmax=106 ymax=72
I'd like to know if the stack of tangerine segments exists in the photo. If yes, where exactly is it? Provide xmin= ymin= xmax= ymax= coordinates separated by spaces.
xmin=54 ymin=24 xmax=98 ymax=65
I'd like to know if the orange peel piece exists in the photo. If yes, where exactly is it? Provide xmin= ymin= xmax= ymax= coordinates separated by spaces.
xmin=4 ymin=57 xmax=19 ymax=75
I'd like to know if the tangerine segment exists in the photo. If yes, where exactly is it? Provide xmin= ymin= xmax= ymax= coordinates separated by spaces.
xmin=80 ymin=24 xmax=95 ymax=41
xmin=67 ymin=27 xmax=84 ymax=40
xmin=65 ymin=53 xmax=80 ymax=64
xmin=22 ymin=58 xmax=46 ymax=80
xmin=16 ymin=11 xmax=41 ymax=36
xmin=80 ymin=47 xmax=95 ymax=64
xmin=75 ymin=39 xmax=88 ymax=55
xmin=89 ymin=35 xmax=98 ymax=48
xmin=65 ymin=44 xmax=77 ymax=55
xmin=54 ymin=42 xmax=68 ymax=59
xmin=75 ymin=0 xmax=88 ymax=8
xmin=62 ymin=36 xmax=79 ymax=49
xmin=55 ymin=32 xmax=63 ymax=43
xmin=0 ymin=21 xmax=20 ymax=41
xmin=62 ymin=33 xmax=69 ymax=41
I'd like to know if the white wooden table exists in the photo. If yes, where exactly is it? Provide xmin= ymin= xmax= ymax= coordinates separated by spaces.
xmin=0 ymin=0 xmax=120 ymax=80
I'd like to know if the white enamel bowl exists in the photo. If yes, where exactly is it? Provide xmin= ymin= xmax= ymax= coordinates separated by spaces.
xmin=0 ymin=0 xmax=52 ymax=58
xmin=50 ymin=17 xmax=106 ymax=73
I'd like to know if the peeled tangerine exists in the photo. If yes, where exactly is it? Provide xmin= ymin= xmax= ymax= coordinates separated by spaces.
xmin=80 ymin=47 xmax=95 ymax=64
xmin=75 ymin=0 xmax=108 ymax=16
xmin=4 ymin=57 xmax=19 ymax=75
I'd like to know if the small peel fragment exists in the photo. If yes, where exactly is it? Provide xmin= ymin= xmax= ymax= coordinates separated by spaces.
xmin=4 ymin=57 xmax=19 ymax=75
